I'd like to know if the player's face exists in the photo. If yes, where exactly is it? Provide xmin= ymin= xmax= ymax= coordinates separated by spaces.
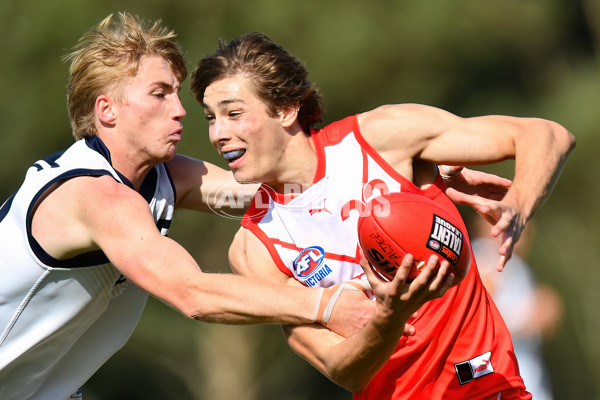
xmin=114 ymin=55 xmax=186 ymax=164
xmin=203 ymin=74 xmax=293 ymax=187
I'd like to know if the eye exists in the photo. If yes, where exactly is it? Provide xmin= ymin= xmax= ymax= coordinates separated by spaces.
xmin=153 ymin=92 xmax=166 ymax=99
xmin=228 ymin=110 xmax=241 ymax=118
xmin=204 ymin=114 xmax=215 ymax=123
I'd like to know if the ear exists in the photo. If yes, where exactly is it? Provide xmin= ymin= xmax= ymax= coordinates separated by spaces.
xmin=95 ymin=94 xmax=117 ymax=125
xmin=280 ymin=106 xmax=299 ymax=129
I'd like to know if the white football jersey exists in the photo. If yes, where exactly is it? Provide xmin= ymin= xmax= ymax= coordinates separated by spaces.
xmin=242 ymin=117 xmax=406 ymax=289
xmin=0 ymin=137 xmax=175 ymax=399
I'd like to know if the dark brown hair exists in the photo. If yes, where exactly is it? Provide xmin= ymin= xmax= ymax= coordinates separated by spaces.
xmin=190 ymin=33 xmax=324 ymax=131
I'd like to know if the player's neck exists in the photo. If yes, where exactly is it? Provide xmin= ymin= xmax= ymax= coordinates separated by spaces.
xmin=99 ymin=134 xmax=158 ymax=191
xmin=268 ymin=131 xmax=317 ymax=197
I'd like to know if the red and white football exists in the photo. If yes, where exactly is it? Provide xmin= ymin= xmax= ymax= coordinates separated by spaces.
xmin=357 ymin=192 xmax=470 ymax=284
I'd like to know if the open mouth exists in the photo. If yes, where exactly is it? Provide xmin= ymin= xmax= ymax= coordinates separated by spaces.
xmin=222 ymin=149 xmax=246 ymax=164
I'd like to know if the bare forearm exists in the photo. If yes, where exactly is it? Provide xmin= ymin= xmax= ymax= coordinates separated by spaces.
xmin=505 ymin=120 xmax=575 ymax=220
xmin=177 ymin=273 xmax=322 ymax=325
xmin=116 ymin=238 xmax=321 ymax=325
xmin=287 ymin=318 xmax=406 ymax=393
xmin=330 ymin=320 xmax=406 ymax=391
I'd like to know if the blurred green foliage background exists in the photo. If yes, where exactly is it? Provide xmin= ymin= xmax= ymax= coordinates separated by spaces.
xmin=1 ymin=0 xmax=598 ymax=398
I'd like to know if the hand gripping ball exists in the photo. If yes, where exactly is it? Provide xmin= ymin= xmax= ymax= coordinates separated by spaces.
xmin=357 ymin=192 xmax=470 ymax=283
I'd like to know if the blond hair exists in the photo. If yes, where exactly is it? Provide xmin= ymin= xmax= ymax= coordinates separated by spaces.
xmin=63 ymin=12 xmax=187 ymax=139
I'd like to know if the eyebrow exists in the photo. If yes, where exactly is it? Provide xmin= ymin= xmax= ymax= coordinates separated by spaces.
xmin=202 ymin=98 xmax=245 ymax=110
xmin=152 ymin=81 xmax=181 ymax=92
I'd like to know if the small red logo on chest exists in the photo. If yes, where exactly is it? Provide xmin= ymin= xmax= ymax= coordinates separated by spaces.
xmin=309 ymin=198 xmax=332 ymax=215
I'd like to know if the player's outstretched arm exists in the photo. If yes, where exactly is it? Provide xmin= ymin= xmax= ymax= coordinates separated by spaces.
xmin=284 ymin=254 xmax=453 ymax=392
xmin=167 ymin=154 xmax=259 ymax=216
xmin=65 ymin=176 xmax=338 ymax=325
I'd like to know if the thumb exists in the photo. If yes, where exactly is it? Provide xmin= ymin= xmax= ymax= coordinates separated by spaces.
xmin=358 ymin=248 xmax=386 ymax=285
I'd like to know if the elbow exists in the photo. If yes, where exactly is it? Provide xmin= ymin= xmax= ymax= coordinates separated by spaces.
xmin=563 ymin=128 xmax=576 ymax=156
xmin=347 ymin=382 xmax=369 ymax=394
xmin=181 ymin=301 xmax=241 ymax=324
xmin=171 ymin=297 xmax=218 ymax=322
xmin=183 ymin=305 xmax=220 ymax=322
xmin=185 ymin=309 xmax=208 ymax=321
xmin=162 ymin=285 xmax=229 ymax=323
xmin=176 ymin=303 xmax=205 ymax=321
xmin=328 ymin=366 xmax=372 ymax=393
xmin=336 ymin=377 xmax=369 ymax=394
xmin=551 ymin=122 xmax=576 ymax=157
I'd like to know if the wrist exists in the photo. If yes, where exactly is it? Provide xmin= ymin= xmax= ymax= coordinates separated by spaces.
xmin=370 ymin=303 xmax=412 ymax=335
xmin=315 ymin=281 xmax=370 ymax=325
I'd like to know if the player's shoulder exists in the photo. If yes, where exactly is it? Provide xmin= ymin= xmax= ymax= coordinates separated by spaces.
xmin=358 ymin=103 xmax=453 ymax=149
xmin=230 ymin=226 xmax=248 ymax=251
xmin=229 ymin=226 xmax=258 ymax=264
xmin=61 ymin=174 xmax=146 ymax=213
xmin=72 ymin=173 xmax=131 ymax=193
xmin=31 ymin=174 xmax=144 ymax=258
xmin=229 ymin=227 xmax=287 ymax=281
xmin=357 ymin=103 xmax=440 ymax=126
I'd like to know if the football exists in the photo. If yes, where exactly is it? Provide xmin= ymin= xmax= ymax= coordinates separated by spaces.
xmin=357 ymin=192 xmax=470 ymax=284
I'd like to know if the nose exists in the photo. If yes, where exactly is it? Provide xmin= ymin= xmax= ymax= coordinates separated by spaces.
xmin=209 ymin=117 xmax=232 ymax=146
xmin=172 ymin=95 xmax=186 ymax=120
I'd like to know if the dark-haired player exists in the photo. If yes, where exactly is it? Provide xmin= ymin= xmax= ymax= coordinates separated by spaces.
xmin=191 ymin=32 xmax=574 ymax=399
